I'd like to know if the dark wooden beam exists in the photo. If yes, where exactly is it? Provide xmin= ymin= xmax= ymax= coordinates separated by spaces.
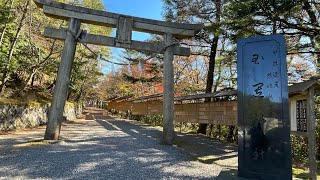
xmin=44 ymin=28 xmax=191 ymax=56
xmin=34 ymin=0 xmax=203 ymax=39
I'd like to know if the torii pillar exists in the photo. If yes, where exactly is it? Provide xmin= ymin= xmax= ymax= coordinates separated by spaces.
xmin=45 ymin=18 xmax=81 ymax=140
xmin=163 ymin=33 xmax=174 ymax=144
xmin=34 ymin=0 xmax=202 ymax=144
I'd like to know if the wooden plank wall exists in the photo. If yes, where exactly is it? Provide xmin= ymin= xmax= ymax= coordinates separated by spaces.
xmin=117 ymin=101 xmax=133 ymax=112
xmin=132 ymin=101 xmax=149 ymax=115
xmin=175 ymin=101 xmax=237 ymax=125
xmin=107 ymin=100 xmax=118 ymax=110
xmin=175 ymin=103 xmax=199 ymax=123
xmin=147 ymin=100 xmax=163 ymax=115
xmin=107 ymin=100 xmax=237 ymax=125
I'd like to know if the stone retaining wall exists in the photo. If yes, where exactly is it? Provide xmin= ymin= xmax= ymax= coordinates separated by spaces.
xmin=0 ymin=103 xmax=82 ymax=131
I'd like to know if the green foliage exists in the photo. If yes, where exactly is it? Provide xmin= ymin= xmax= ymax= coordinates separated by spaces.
xmin=163 ymin=0 xmax=238 ymax=94
xmin=292 ymin=167 xmax=320 ymax=179
xmin=0 ymin=0 xmax=112 ymax=102
xmin=175 ymin=122 xmax=198 ymax=134
xmin=82 ymin=0 xmax=104 ymax=11
xmin=0 ymin=0 xmax=14 ymax=24
xmin=290 ymin=117 xmax=320 ymax=168
xmin=291 ymin=135 xmax=309 ymax=165
xmin=227 ymin=0 xmax=319 ymax=75
xmin=123 ymin=73 xmax=161 ymax=83
xmin=0 ymin=97 xmax=49 ymax=106
xmin=292 ymin=168 xmax=311 ymax=179
xmin=174 ymin=122 xmax=238 ymax=143
xmin=127 ymin=114 xmax=163 ymax=127
xmin=140 ymin=115 xmax=163 ymax=127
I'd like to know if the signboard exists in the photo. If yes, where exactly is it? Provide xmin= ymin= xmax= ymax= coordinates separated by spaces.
xmin=296 ymin=99 xmax=307 ymax=132
xmin=237 ymin=34 xmax=292 ymax=179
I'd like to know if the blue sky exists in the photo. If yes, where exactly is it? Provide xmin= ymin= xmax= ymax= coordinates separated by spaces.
xmin=101 ymin=0 xmax=164 ymax=73
xmin=103 ymin=0 xmax=163 ymax=20
xmin=103 ymin=0 xmax=163 ymax=41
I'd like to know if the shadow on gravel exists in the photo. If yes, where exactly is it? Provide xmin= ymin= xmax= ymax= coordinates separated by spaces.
xmin=96 ymin=118 xmax=238 ymax=175
xmin=96 ymin=119 xmax=119 ymax=131
xmin=216 ymin=168 xmax=252 ymax=180
xmin=96 ymin=119 xmax=163 ymax=141
xmin=197 ymin=154 xmax=238 ymax=164
xmin=0 ymin=117 xmax=229 ymax=179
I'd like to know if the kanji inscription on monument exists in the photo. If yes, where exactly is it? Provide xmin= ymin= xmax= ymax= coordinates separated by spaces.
xmin=237 ymin=34 xmax=292 ymax=180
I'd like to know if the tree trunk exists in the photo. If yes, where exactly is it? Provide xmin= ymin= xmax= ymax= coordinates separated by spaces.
xmin=197 ymin=0 xmax=221 ymax=135
xmin=13 ymin=69 xmax=37 ymax=97
xmin=67 ymin=89 xmax=72 ymax=101
xmin=0 ymin=0 xmax=15 ymax=47
xmin=228 ymin=125 xmax=235 ymax=142
xmin=209 ymin=124 xmax=214 ymax=137
xmin=0 ymin=26 xmax=7 ymax=48
xmin=213 ymin=58 xmax=223 ymax=92
xmin=0 ymin=0 xmax=29 ymax=94
xmin=218 ymin=124 xmax=221 ymax=140
xmin=31 ymin=73 xmax=35 ymax=87
xmin=317 ymin=135 xmax=320 ymax=160
xmin=76 ymin=89 xmax=83 ymax=102
xmin=197 ymin=36 xmax=220 ymax=134
xmin=46 ymin=80 xmax=55 ymax=93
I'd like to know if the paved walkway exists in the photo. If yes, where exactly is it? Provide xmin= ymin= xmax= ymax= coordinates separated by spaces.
xmin=0 ymin=111 xmax=240 ymax=179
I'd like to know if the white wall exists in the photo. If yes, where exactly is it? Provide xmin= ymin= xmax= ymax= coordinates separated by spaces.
xmin=289 ymin=99 xmax=297 ymax=131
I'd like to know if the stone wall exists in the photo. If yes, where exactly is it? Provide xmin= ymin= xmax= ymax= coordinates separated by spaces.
xmin=0 ymin=103 xmax=82 ymax=131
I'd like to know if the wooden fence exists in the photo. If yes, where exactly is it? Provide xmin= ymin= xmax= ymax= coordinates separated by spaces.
xmin=175 ymin=101 xmax=237 ymax=125
xmin=107 ymin=100 xmax=237 ymax=126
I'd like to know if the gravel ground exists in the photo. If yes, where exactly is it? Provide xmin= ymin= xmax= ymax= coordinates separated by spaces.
xmin=0 ymin=115 xmax=241 ymax=180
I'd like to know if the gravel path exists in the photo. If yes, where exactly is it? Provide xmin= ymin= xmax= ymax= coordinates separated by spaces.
xmin=0 ymin=116 xmax=240 ymax=180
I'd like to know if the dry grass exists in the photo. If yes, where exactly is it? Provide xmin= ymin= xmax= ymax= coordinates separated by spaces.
xmin=292 ymin=167 xmax=320 ymax=179
xmin=0 ymin=126 xmax=44 ymax=135
xmin=0 ymin=97 xmax=75 ymax=107
xmin=14 ymin=139 xmax=50 ymax=147
xmin=65 ymin=118 xmax=95 ymax=125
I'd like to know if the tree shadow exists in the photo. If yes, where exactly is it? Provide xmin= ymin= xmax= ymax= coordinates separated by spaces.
xmin=0 ymin=117 xmax=223 ymax=179
xmin=217 ymin=168 xmax=257 ymax=180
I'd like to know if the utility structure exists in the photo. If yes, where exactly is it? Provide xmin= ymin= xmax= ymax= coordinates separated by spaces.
xmin=34 ymin=0 xmax=202 ymax=145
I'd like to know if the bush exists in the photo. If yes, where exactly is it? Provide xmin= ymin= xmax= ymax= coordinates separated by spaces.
xmin=291 ymin=135 xmax=309 ymax=166
xmin=174 ymin=122 xmax=198 ymax=133
xmin=204 ymin=124 xmax=237 ymax=143
xmin=139 ymin=115 xmax=163 ymax=127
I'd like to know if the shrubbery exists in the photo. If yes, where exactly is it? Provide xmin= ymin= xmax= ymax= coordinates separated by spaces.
xmin=291 ymin=119 xmax=320 ymax=169
xmin=291 ymin=135 xmax=309 ymax=165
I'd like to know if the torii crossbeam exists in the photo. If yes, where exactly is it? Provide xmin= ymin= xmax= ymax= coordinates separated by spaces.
xmin=34 ymin=0 xmax=203 ymax=145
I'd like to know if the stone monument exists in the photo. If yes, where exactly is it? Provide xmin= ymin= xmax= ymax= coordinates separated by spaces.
xmin=237 ymin=34 xmax=292 ymax=179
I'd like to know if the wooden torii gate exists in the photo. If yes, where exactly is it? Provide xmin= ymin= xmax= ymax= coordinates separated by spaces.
xmin=34 ymin=0 xmax=202 ymax=145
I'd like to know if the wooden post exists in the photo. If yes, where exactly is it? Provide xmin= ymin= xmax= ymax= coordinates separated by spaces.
xmin=44 ymin=18 xmax=81 ymax=140
xmin=163 ymin=33 xmax=174 ymax=145
xmin=307 ymin=86 xmax=317 ymax=180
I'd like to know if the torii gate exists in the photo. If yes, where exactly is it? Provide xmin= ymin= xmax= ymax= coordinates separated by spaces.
xmin=34 ymin=0 xmax=202 ymax=145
